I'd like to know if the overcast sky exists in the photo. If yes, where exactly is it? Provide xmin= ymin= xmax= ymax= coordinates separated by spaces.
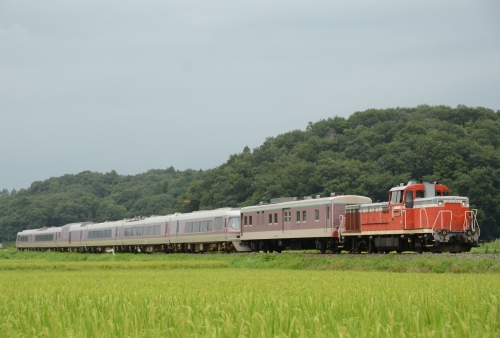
xmin=1 ymin=1 xmax=499 ymax=191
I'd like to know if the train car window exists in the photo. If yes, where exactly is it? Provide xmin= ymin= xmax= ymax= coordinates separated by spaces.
xmin=416 ymin=191 xmax=424 ymax=198
xmin=207 ymin=220 xmax=213 ymax=231
xmin=274 ymin=213 xmax=278 ymax=224
xmin=269 ymin=214 xmax=273 ymax=224
xmin=444 ymin=191 xmax=450 ymax=196
xmin=296 ymin=211 xmax=300 ymax=222
xmin=435 ymin=191 xmax=442 ymax=196
xmin=248 ymin=216 xmax=252 ymax=226
xmin=137 ymin=227 xmax=143 ymax=236
xmin=132 ymin=228 xmax=138 ymax=236
xmin=215 ymin=217 xmax=223 ymax=230
xmin=315 ymin=210 xmax=320 ymax=221
xmin=228 ymin=217 xmax=241 ymax=230
xmin=155 ymin=225 xmax=161 ymax=235
xmin=201 ymin=221 xmax=208 ymax=232
xmin=244 ymin=216 xmax=248 ymax=226
xmin=185 ymin=222 xmax=193 ymax=233
xmin=303 ymin=211 xmax=307 ymax=222
xmin=193 ymin=222 xmax=200 ymax=232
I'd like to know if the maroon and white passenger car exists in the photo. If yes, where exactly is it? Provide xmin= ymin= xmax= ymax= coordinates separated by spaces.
xmin=240 ymin=194 xmax=371 ymax=253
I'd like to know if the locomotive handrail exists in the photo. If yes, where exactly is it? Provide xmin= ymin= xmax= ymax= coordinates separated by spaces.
xmin=463 ymin=210 xmax=479 ymax=232
xmin=338 ymin=215 xmax=345 ymax=237
xmin=431 ymin=210 xmax=453 ymax=231
xmin=419 ymin=208 xmax=430 ymax=229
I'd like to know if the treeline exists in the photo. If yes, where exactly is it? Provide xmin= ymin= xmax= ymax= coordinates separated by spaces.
xmin=1 ymin=105 xmax=500 ymax=241
xmin=176 ymin=105 xmax=500 ymax=240
xmin=0 ymin=168 xmax=201 ymax=241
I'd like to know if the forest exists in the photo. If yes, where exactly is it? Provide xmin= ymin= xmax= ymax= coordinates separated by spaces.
xmin=1 ymin=104 xmax=499 ymax=241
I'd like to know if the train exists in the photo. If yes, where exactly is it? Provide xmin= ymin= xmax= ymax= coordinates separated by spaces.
xmin=16 ymin=181 xmax=480 ymax=254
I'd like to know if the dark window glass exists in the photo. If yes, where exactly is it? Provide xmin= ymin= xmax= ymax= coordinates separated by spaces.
xmin=249 ymin=216 xmax=252 ymax=226
xmin=315 ymin=210 xmax=320 ymax=221
xmin=303 ymin=211 xmax=306 ymax=222
xmin=274 ymin=213 xmax=278 ymax=223
xmin=269 ymin=214 xmax=272 ymax=224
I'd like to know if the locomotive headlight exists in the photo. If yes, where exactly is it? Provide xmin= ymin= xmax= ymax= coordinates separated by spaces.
xmin=462 ymin=201 xmax=466 ymax=206
xmin=438 ymin=200 xmax=444 ymax=206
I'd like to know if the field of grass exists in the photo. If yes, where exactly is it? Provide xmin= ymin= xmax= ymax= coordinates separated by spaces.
xmin=0 ymin=269 xmax=498 ymax=337
xmin=1 ymin=247 xmax=500 ymax=274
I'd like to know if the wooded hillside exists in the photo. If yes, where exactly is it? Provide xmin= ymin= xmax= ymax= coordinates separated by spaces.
xmin=1 ymin=105 xmax=499 ymax=241
xmin=176 ymin=105 xmax=500 ymax=240
xmin=0 ymin=168 xmax=201 ymax=241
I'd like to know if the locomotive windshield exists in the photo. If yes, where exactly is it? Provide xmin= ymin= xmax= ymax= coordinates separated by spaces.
xmin=228 ymin=217 xmax=241 ymax=230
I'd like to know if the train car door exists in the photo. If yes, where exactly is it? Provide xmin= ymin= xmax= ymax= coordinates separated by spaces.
xmin=404 ymin=190 xmax=415 ymax=229
xmin=282 ymin=208 xmax=291 ymax=234
xmin=325 ymin=205 xmax=331 ymax=233
xmin=224 ymin=217 xmax=228 ymax=240
xmin=69 ymin=232 xmax=72 ymax=245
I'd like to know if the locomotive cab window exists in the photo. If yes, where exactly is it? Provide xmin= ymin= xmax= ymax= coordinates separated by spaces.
xmin=390 ymin=190 xmax=403 ymax=204
xmin=416 ymin=190 xmax=425 ymax=198
xmin=405 ymin=191 xmax=414 ymax=209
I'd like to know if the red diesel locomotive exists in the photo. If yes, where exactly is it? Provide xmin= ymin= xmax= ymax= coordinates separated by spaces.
xmin=341 ymin=181 xmax=480 ymax=253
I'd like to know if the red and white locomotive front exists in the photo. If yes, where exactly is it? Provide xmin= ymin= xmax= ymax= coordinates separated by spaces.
xmin=343 ymin=181 xmax=480 ymax=253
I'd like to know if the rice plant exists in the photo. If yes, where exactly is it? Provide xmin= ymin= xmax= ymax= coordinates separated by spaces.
xmin=0 ymin=269 xmax=498 ymax=337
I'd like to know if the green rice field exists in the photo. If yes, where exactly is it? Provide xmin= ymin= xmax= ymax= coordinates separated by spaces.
xmin=0 ymin=265 xmax=499 ymax=337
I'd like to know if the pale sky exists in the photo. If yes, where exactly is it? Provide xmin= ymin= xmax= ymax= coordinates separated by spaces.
xmin=1 ymin=0 xmax=499 ymax=191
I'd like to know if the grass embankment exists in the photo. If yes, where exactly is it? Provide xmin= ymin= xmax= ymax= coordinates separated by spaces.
xmin=1 ymin=247 xmax=499 ymax=273
xmin=0 ymin=269 xmax=498 ymax=337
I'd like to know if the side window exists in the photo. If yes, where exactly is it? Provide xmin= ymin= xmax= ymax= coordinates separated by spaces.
xmin=416 ymin=191 xmax=425 ymax=198
xmin=244 ymin=216 xmax=248 ymax=226
xmin=193 ymin=222 xmax=200 ymax=232
xmin=269 ymin=214 xmax=272 ymax=224
xmin=261 ymin=211 xmax=265 ymax=225
xmin=137 ymin=227 xmax=143 ymax=236
xmin=201 ymin=221 xmax=208 ymax=232
xmin=303 ymin=211 xmax=307 ymax=222
xmin=215 ymin=217 xmax=223 ymax=230
xmin=186 ymin=222 xmax=192 ymax=233
xmin=405 ymin=191 xmax=414 ymax=209
xmin=274 ymin=213 xmax=278 ymax=224
xmin=249 ymin=216 xmax=253 ymax=226
xmin=207 ymin=220 xmax=213 ymax=231
xmin=444 ymin=191 xmax=450 ymax=196
xmin=296 ymin=211 xmax=300 ymax=222
xmin=132 ymin=228 xmax=138 ymax=236
xmin=156 ymin=225 xmax=161 ymax=235
xmin=315 ymin=209 xmax=320 ymax=221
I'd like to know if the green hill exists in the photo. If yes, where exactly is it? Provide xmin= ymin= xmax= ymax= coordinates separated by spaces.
xmin=0 ymin=168 xmax=201 ymax=241
xmin=1 ymin=104 xmax=499 ymax=241
xmin=175 ymin=105 xmax=500 ymax=240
